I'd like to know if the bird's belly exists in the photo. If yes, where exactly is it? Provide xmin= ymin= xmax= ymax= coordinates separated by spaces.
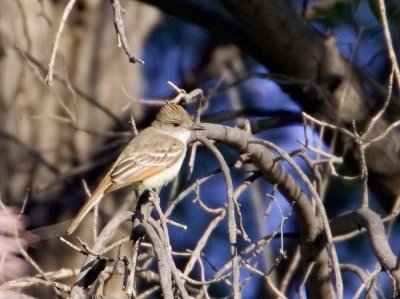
xmin=141 ymin=158 xmax=184 ymax=190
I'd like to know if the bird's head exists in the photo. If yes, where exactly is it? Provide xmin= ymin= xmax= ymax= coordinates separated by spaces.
xmin=152 ymin=102 xmax=204 ymax=132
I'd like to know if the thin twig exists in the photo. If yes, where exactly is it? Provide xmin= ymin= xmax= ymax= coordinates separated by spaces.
xmin=109 ymin=0 xmax=144 ymax=64
xmin=302 ymin=112 xmax=354 ymax=138
xmin=183 ymin=208 xmax=226 ymax=276
xmin=197 ymin=136 xmax=241 ymax=299
xmin=250 ymin=138 xmax=343 ymax=299
xmin=350 ymin=122 xmax=369 ymax=207
xmin=0 ymin=195 xmax=62 ymax=296
xmin=363 ymin=67 xmax=395 ymax=137
xmin=45 ymin=0 xmax=78 ymax=86
xmin=126 ymin=237 xmax=141 ymax=297
xmin=18 ymin=48 xmax=125 ymax=126
xmin=353 ymin=268 xmax=381 ymax=299
xmin=377 ymin=0 xmax=400 ymax=88
xmin=130 ymin=114 xmax=139 ymax=136
xmin=18 ymin=189 xmax=30 ymax=217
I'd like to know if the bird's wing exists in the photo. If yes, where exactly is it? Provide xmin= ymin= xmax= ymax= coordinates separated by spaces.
xmin=67 ymin=131 xmax=186 ymax=235
xmin=109 ymin=135 xmax=185 ymax=186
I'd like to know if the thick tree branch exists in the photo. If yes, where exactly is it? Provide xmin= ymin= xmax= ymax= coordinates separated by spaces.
xmin=192 ymin=123 xmax=334 ymax=298
xmin=331 ymin=207 xmax=400 ymax=291
xmin=138 ymin=0 xmax=400 ymax=207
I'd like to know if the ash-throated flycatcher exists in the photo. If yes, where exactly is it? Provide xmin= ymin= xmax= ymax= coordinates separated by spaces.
xmin=67 ymin=103 xmax=204 ymax=235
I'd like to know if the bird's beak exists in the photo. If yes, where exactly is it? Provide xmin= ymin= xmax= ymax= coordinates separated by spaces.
xmin=191 ymin=123 xmax=206 ymax=130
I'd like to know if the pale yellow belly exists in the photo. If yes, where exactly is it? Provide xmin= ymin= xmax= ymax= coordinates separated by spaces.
xmin=137 ymin=154 xmax=185 ymax=192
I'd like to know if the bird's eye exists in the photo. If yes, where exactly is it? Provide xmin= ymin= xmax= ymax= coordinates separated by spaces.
xmin=171 ymin=121 xmax=180 ymax=127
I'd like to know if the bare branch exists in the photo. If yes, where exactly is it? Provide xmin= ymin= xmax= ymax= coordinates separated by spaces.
xmin=109 ymin=0 xmax=144 ymax=64
xmin=45 ymin=0 xmax=78 ymax=86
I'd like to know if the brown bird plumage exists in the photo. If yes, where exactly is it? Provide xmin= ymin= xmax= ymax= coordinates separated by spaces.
xmin=67 ymin=103 xmax=202 ymax=235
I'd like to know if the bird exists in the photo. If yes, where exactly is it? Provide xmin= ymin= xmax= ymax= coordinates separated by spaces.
xmin=66 ymin=102 xmax=204 ymax=235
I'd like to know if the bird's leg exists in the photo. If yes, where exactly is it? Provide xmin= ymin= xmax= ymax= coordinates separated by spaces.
xmin=148 ymin=189 xmax=160 ymax=204
xmin=141 ymin=183 xmax=160 ymax=203
xmin=136 ymin=190 xmax=152 ymax=212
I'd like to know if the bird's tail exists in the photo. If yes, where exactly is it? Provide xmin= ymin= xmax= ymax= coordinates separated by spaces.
xmin=66 ymin=182 xmax=109 ymax=235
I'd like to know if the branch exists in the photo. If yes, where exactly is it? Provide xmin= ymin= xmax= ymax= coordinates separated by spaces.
xmin=330 ymin=207 xmax=400 ymax=292
xmin=191 ymin=123 xmax=335 ymax=298
xmin=18 ymin=49 xmax=124 ymax=127
xmin=197 ymin=136 xmax=240 ymax=298
xmin=45 ymin=0 xmax=78 ymax=86
xmin=70 ymin=211 xmax=134 ymax=298
xmin=109 ymin=0 xmax=144 ymax=64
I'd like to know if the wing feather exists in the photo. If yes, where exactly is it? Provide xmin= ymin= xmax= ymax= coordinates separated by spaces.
xmin=109 ymin=133 xmax=185 ymax=185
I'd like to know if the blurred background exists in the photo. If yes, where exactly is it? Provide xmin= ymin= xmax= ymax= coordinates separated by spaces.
xmin=0 ymin=0 xmax=400 ymax=298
